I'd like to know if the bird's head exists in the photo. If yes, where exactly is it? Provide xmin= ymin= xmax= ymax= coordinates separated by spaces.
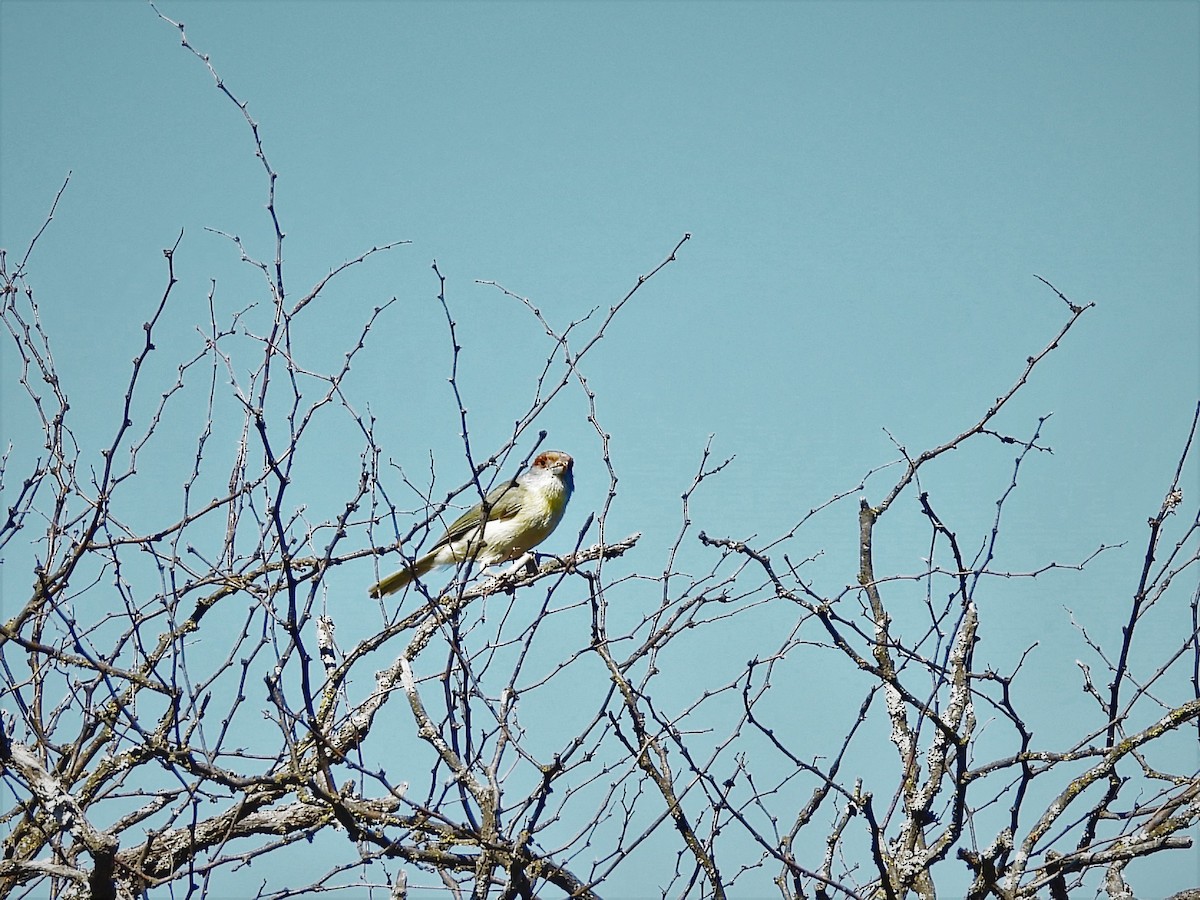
xmin=531 ymin=451 xmax=574 ymax=494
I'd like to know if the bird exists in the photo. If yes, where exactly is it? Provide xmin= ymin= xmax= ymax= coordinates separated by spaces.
xmin=368 ymin=450 xmax=574 ymax=598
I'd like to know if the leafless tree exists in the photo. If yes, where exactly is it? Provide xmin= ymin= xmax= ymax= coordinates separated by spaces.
xmin=3 ymin=12 xmax=1197 ymax=900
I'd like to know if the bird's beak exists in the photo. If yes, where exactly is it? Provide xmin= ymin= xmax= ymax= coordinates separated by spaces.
xmin=534 ymin=451 xmax=573 ymax=478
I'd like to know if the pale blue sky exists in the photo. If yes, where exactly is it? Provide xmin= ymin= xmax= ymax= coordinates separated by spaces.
xmin=2 ymin=1 xmax=1198 ymax=897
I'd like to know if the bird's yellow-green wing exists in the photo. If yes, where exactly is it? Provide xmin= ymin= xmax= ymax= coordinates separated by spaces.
xmin=430 ymin=479 xmax=524 ymax=549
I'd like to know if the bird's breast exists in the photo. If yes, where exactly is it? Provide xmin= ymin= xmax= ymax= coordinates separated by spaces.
xmin=477 ymin=478 xmax=569 ymax=563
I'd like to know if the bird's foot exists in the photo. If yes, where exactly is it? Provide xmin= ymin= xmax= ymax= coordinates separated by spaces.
xmin=478 ymin=553 xmax=537 ymax=591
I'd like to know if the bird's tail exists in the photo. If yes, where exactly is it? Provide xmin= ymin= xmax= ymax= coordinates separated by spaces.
xmin=368 ymin=553 xmax=437 ymax=598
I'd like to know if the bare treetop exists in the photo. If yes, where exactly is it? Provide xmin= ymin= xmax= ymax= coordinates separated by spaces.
xmin=1 ymin=10 xmax=1197 ymax=900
